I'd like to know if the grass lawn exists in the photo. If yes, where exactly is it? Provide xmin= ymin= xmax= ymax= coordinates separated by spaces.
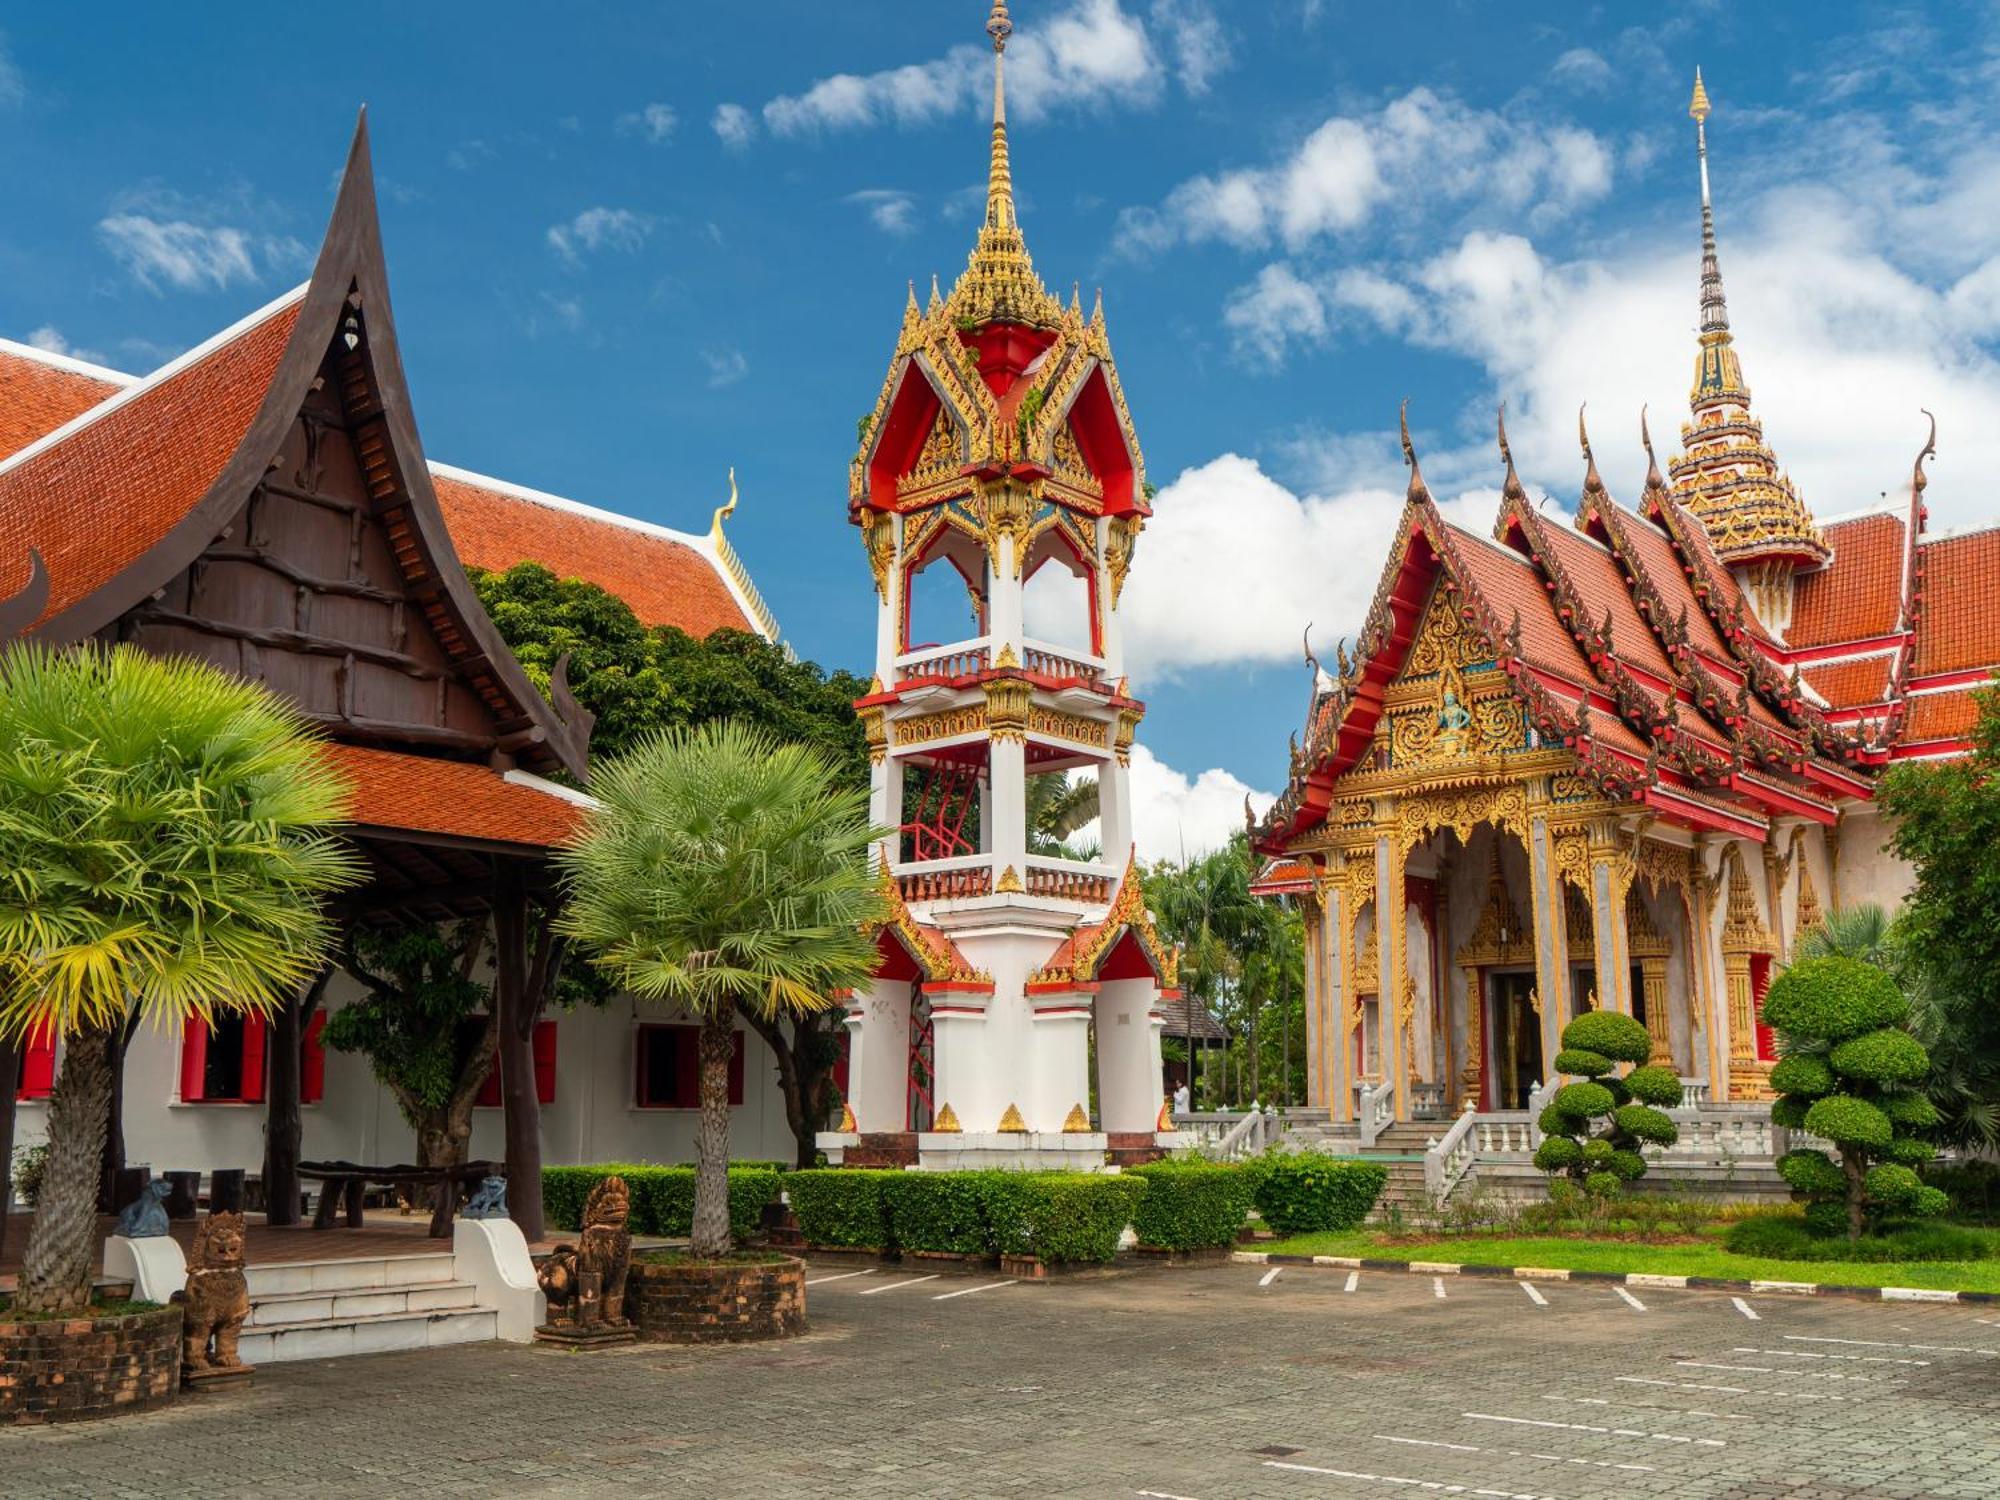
xmin=1259 ymin=1224 xmax=2000 ymax=1293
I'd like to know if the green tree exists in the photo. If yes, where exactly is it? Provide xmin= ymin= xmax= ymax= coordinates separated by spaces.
xmin=1146 ymin=835 xmax=1262 ymax=1106
xmin=1877 ymin=680 xmax=2000 ymax=1148
xmin=558 ymin=722 xmax=884 ymax=1256
xmin=1765 ymin=955 xmax=1948 ymax=1240
xmin=473 ymin=562 xmax=872 ymax=1166
xmin=0 ymin=645 xmax=358 ymax=1313
xmin=1532 ymin=1011 xmax=1682 ymax=1194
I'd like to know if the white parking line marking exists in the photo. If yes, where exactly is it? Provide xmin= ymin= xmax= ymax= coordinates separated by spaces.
xmin=1737 ymin=1346 xmax=1929 ymax=1366
xmin=1259 ymin=1266 xmax=1283 ymax=1287
xmin=1344 ymin=1271 xmax=1360 ymax=1293
xmin=931 ymin=1280 xmax=1015 ymax=1301
xmin=859 ymin=1274 xmax=941 ymax=1295
xmin=1676 ymin=1360 xmax=1891 ymax=1384
xmin=1783 ymin=1334 xmax=1994 ymax=1356
xmin=1617 ymin=1376 xmax=1855 ymax=1404
xmin=1432 ymin=1276 xmax=1447 ymax=1299
xmin=1262 ymin=1460 xmax=1549 ymax=1497
xmin=1731 ymin=1297 xmax=1760 ymax=1320
xmin=1464 ymin=1412 xmax=1724 ymax=1447
xmin=804 ymin=1269 xmax=876 ymax=1286
xmin=1545 ymin=1392 xmax=1749 ymax=1421
xmin=1614 ymin=1286 xmax=1647 ymax=1312
xmin=1520 ymin=1282 xmax=1548 ymax=1307
xmin=1135 ymin=1491 xmax=1204 ymax=1499
xmin=1377 ymin=1434 xmax=1656 ymax=1474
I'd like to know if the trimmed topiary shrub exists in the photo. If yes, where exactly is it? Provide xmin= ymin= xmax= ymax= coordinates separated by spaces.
xmin=1533 ymin=1011 xmax=1677 ymax=1194
xmin=980 ymin=1173 xmax=1145 ymax=1264
xmin=785 ymin=1169 xmax=901 ymax=1250
xmin=1252 ymin=1154 xmax=1387 ymax=1235
xmin=878 ymin=1172 xmax=992 ymax=1256
xmin=543 ymin=1164 xmax=782 ymax=1243
xmin=1763 ymin=953 xmax=1948 ymax=1241
xmin=1127 ymin=1160 xmax=1255 ymax=1251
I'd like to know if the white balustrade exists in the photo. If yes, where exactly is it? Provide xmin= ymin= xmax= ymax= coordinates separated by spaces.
xmin=1423 ymin=1105 xmax=1479 ymax=1198
xmin=1357 ymin=1079 xmax=1396 ymax=1149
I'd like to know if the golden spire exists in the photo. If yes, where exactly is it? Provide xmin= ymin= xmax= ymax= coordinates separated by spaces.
xmin=947 ymin=0 xmax=1059 ymax=329
xmin=709 ymin=466 xmax=738 ymax=535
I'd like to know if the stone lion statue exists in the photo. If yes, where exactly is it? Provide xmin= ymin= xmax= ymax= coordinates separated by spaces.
xmin=177 ymin=1210 xmax=250 ymax=1372
xmin=537 ymin=1175 xmax=631 ymax=1328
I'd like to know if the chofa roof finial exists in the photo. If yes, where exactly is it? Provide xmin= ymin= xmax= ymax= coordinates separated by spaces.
xmin=1400 ymin=398 xmax=1430 ymax=503
xmin=1578 ymin=403 xmax=1604 ymax=495
xmin=1497 ymin=402 xmax=1525 ymax=502
xmin=1640 ymin=404 xmax=1665 ymax=493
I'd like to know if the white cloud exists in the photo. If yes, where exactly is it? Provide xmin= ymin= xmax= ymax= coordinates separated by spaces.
xmin=846 ymin=189 xmax=919 ymax=235
xmin=0 ymin=33 xmax=23 ymax=108
xmin=1079 ymin=744 xmax=1274 ymax=864
xmin=1549 ymin=47 xmax=1615 ymax=94
xmin=24 ymin=325 xmax=107 ymax=365
xmin=1149 ymin=0 xmax=1232 ymax=95
xmin=618 ymin=102 xmax=678 ymax=144
xmin=712 ymin=102 xmax=756 ymax=150
xmin=546 ymin=207 xmax=652 ymax=265
xmin=761 ymin=0 xmax=1167 ymax=138
xmin=1115 ymin=86 xmax=1614 ymax=259
xmin=1222 ymin=263 xmax=1327 ymax=367
xmin=97 ymin=210 xmax=305 ymax=294
xmin=701 ymin=347 xmax=749 ymax=388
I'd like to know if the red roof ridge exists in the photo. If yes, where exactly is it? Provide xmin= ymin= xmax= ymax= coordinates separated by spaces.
xmin=0 ymin=336 xmax=138 ymax=389
xmin=1815 ymin=503 xmax=1906 ymax=531
xmin=0 ymin=284 xmax=308 ymax=482
xmin=1921 ymin=519 xmax=2000 ymax=546
xmin=429 ymin=459 xmax=713 ymax=552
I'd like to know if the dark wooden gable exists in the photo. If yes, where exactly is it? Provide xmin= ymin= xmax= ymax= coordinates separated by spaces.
xmin=48 ymin=114 xmax=589 ymax=778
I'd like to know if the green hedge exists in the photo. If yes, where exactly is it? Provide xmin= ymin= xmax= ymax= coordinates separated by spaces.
xmin=786 ymin=1169 xmax=1146 ymax=1264
xmin=1252 ymin=1155 xmax=1387 ymax=1235
xmin=542 ymin=1164 xmax=783 ymax=1244
xmin=788 ymin=1169 xmax=901 ymax=1249
xmin=1725 ymin=1212 xmax=1991 ymax=1263
xmin=1127 ymin=1160 xmax=1255 ymax=1251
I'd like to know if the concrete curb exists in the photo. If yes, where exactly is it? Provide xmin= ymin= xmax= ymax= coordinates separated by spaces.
xmin=1227 ymin=1251 xmax=1997 ymax=1305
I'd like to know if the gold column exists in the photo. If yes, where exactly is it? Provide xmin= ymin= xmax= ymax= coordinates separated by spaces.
xmin=1627 ymin=891 xmax=1675 ymax=1069
xmin=1721 ymin=844 xmax=1775 ymax=1100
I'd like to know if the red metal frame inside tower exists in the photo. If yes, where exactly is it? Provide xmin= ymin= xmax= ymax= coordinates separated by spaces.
xmin=901 ymin=758 xmax=985 ymax=862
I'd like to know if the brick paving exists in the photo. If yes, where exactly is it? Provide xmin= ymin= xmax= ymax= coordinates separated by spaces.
xmin=5 ymin=1259 xmax=1999 ymax=1497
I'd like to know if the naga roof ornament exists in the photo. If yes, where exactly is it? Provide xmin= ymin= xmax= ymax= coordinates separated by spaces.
xmin=1666 ymin=68 xmax=1828 ymax=574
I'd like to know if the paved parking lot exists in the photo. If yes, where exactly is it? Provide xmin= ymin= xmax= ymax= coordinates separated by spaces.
xmin=7 ymin=1258 xmax=1999 ymax=1498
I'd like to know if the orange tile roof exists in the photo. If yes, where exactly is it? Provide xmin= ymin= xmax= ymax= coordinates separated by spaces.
xmin=1537 ymin=523 xmax=1677 ymax=681
xmin=1914 ymin=528 xmax=2000 ymax=675
xmin=432 ymin=469 xmax=753 ymax=638
xmin=1447 ymin=528 xmax=1592 ymax=691
xmin=1902 ymin=690 xmax=1982 ymax=745
xmin=1801 ymin=654 xmax=1894 ymax=709
xmin=1597 ymin=503 xmax=1736 ymax=661
xmin=1791 ymin=513 xmax=1905 ymax=648
xmin=0 ymin=345 xmax=129 ymax=462
xmin=0 ymin=296 xmax=303 ymax=627
xmin=321 ymin=742 xmax=587 ymax=849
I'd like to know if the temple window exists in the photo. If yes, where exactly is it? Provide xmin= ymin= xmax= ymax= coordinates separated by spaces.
xmin=634 ymin=1024 xmax=745 ymax=1109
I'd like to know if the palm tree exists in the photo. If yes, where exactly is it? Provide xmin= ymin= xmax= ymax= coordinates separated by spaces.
xmin=557 ymin=721 xmax=884 ymax=1257
xmin=1793 ymin=904 xmax=1894 ymax=967
xmin=0 ymin=645 xmax=359 ymax=1314
xmin=1027 ymin=772 xmax=1100 ymax=857
xmin=1146 ymin=836 xmax=1261 ymax=1105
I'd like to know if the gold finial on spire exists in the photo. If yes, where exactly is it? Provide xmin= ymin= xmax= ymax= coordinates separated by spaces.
xmin=985 ymin=0 xmax=1016 ymax=236
xmin=1689 ymin=65 xmax=1711 ymax=124
xmin=1400 ymin=398 xmax=1430 ymax=503
xmin=946 ymin=0 xmax=1058 ymax=329
xmin=710 ymin=466 xmax=739 ymax=535
xmin=1497 ymin=402 xmax=1525 ymax=502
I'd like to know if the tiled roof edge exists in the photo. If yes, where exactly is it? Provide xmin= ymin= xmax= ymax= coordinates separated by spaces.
xmin=0 ymin=336 xmax=139 ymax=387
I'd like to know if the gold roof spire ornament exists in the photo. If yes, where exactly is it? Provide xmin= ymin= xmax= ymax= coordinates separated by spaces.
xmin=1400 ymin=398 xmax=1431 ymax=504
xmin=1667 ymin=67 xmax=1827 ymax=584
xmin=1497 ymin=402 xmax=1527 ymax=504
xmin=709 ymin=465 xmax=738 ymax=535
xmin=947 ymin=0 xmax=1061 ymax=329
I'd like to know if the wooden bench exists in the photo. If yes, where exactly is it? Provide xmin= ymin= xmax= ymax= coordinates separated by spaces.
xmin=299 ymin=1160 xmax=503 ymax=1239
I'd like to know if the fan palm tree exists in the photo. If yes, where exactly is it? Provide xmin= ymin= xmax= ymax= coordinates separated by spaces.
xmin=557 ymin=721 xmax=884 ymax=1257
xmin=0 ymin=644 xmax=359 ymax=1314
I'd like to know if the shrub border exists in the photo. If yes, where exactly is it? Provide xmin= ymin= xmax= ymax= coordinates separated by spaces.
xmin=1227 ymin=1250 xmax=1996 ymax=1304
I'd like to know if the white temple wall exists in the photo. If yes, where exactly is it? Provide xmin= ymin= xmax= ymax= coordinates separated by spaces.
xmin=1095 ymin=977 xmax=1165 ymax=1132
xmin=1834 ymin=805 xmax=1916 ymax=918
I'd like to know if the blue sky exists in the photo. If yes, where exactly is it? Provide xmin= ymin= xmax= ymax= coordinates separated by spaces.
xmin=5 ymin=2 xmax=1998 ymax=855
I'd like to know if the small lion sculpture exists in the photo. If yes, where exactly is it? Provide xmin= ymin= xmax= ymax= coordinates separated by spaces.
xmin=176 ymin=1210 xmax=250 ymax=1373
xmin=537 ymin=1175 xmax=631 ymax=1328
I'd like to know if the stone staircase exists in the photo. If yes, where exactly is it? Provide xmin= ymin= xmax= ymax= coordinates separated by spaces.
xmin=239 ymin=1251 xmax=499 ymax=1363
xmin=1354 ymin=1122 xmax=1443 ymax=1215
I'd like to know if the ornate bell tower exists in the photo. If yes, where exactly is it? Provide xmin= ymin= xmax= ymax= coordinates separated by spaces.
xmin=822 ymin=1 xmax=1176 ymax=1170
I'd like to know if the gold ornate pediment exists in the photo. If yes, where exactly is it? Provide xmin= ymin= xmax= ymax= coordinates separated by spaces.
xmin=1456 ymin=849 xmax=1534 ymax=969
xmin=1384 ymin=584 xmax=1524 ymax=770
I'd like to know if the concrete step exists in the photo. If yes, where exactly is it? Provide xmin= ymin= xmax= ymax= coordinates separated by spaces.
xmin=238 ymin=1305 xmax=498 ymax=1364
xmin=247 ymin=1279 xmax=482 ymax=1328
xmin=245 ymin=1252 xmax=458 ymax=1298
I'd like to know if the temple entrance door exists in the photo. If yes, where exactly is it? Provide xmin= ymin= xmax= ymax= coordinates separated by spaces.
xmin=906 ymin=985 xmax=934 ymax=1132
xmin=1487 ymin=971 xmax=1542 ymax=1110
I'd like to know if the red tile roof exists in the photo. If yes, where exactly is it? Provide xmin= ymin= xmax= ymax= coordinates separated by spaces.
xmin=1792 ymin=513 xmax=1905 ymax=648
xmin=1914 ymin=528 xmax=2000 ymax=676
xmin=0 ymin=295 xmax=303 ymax=628
xmin=1537 ymin=522 xmax=1678 ymax=681
xmin=432 ymin=468 xmax=754 ymax=638
xmin=1801 ymin=654 xmax=1894 ymax=709
xmin=1902 ymin=690 xmax=1981 ymax=746
xmin=0 ymin=344 xmax=130 ymax=462
xmin=1447 ymin=528 xmax=1591 ymax=690
xmin=322 ymin=742 xmax=587 ymax=849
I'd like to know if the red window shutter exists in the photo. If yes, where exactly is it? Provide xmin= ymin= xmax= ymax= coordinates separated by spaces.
xmin=728 ymin=1030 xmax=746 ymax=1108
xmin=477 ymin=1050 xmax=502 ymax=1108
xmin=301 ymin=1012 xmax=327 ymax=1106
xmin=832 ymin=1029 xmax=850 ymax=1099
xmin=1751 ymin=955 xmax=1777 ymax=1062
xmin=674 ymin=1024 xmax=699 ymax=1109
xmin=533 ymin=1020 xmax=558 ymax=1105
xmin=634 ymin=1027 xmax=650 ymax=1107
xmin=239 ymin=1014 xmax=267 ymax=1104
xmin=17 ymin=1021 xmax=56 ymax=1101
xmin=180 ymin=1018 xmax=209 ymax=1103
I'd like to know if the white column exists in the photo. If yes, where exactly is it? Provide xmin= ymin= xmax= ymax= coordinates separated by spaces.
xmin=989 ymin=531 xmax=1024 ymax=656
xmin=1098 ymin=751 xmax=1132 ymax=866
xmin=990 ymin=734 xmax=1028 ymax=881
xmin=1094 ymin=978 xmax=1162 ymax=1133
xmin=847 ymin=982 xmax=910 ymax=1134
